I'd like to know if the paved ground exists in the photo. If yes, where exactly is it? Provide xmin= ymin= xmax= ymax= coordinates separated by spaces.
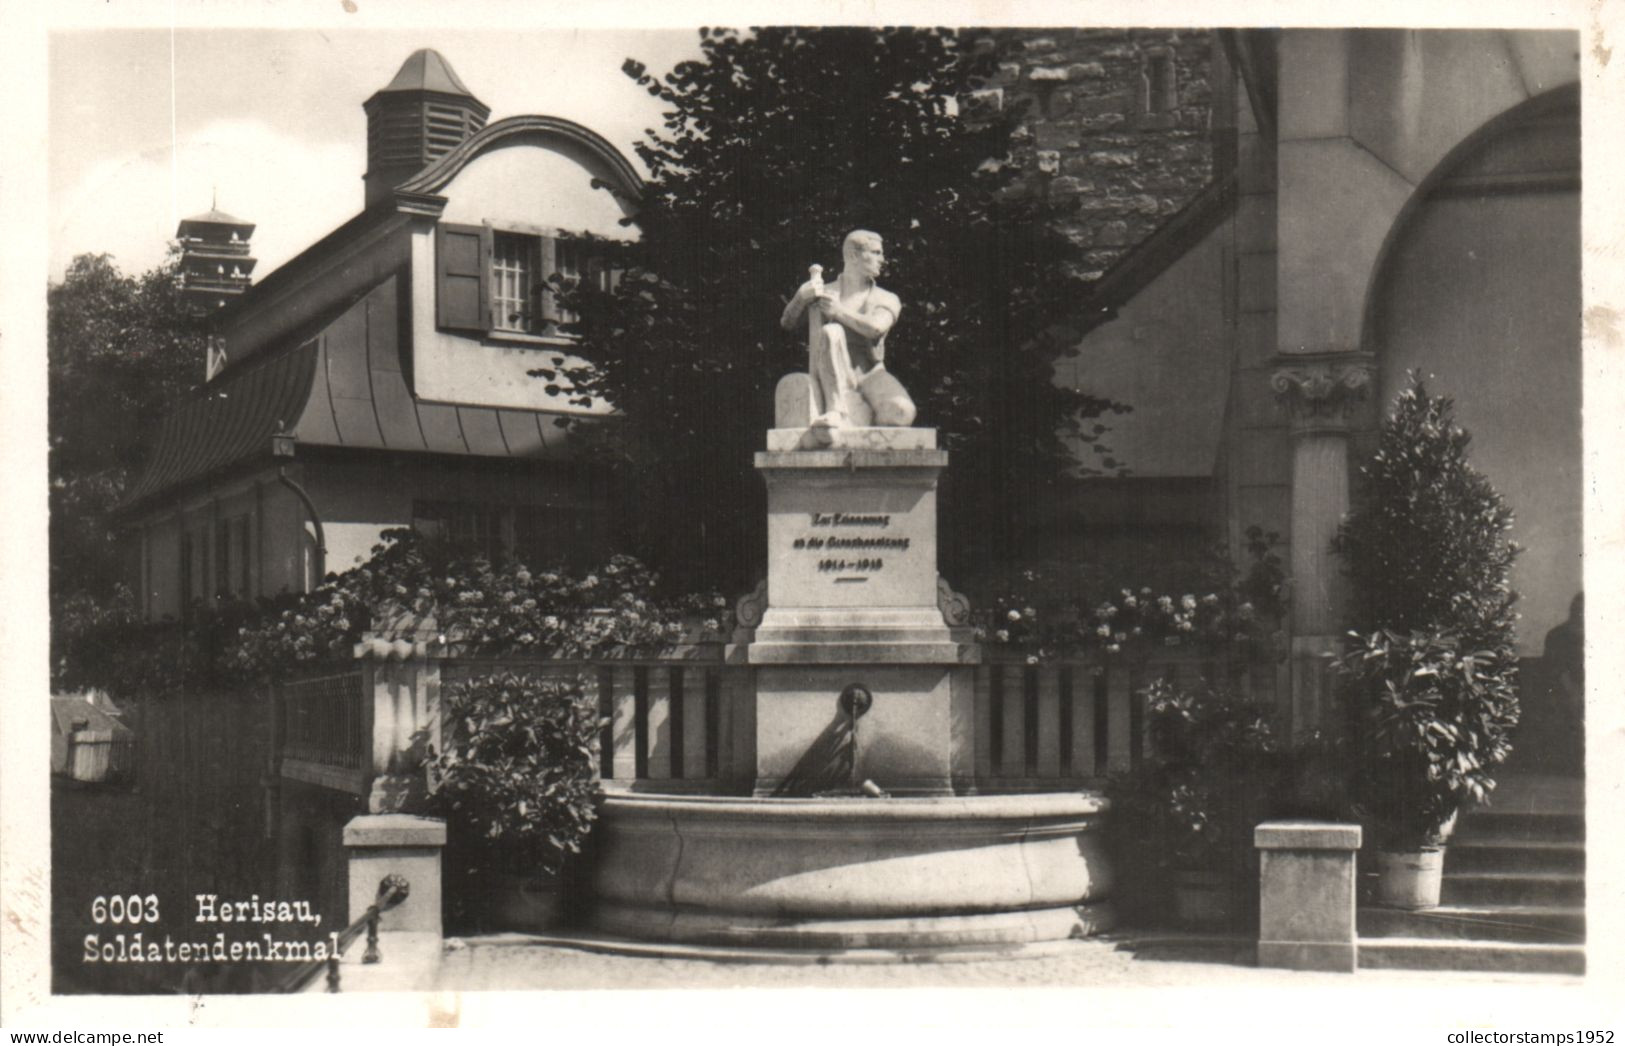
xmin=432 ymin=932 xmax=1583 ymax=991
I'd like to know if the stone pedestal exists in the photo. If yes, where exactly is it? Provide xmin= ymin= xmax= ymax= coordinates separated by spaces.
xmin=1255 ymin=820 xmax=1362 ymax=972
xmin=732 ymin=427 xmax=977 ymax=796
xmin=343 ymin=814 xmax=445 ymax=936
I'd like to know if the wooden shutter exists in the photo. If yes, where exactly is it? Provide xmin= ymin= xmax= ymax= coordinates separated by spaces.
xmin=436 ymin=223 xmax=491 ymax=333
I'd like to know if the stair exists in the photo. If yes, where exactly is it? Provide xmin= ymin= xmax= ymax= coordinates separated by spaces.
xmin=1357 ymin=774 xmax=1585 ymax=976
xmin=1358 ymin=939 xmax=1585 ymax=975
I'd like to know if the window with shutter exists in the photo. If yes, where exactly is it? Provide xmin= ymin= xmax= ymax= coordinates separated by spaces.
xmin=436 ymin=223 xmax=616 ymax=340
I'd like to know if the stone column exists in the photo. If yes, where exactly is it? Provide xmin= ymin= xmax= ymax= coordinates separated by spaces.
xmin=1270 ymin=353 xmax=1373 ymax=733
xmin=1256 ymin=820 xmax=1362 ymax=972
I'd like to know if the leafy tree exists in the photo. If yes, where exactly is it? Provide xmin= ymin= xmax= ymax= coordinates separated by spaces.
xmin=1332 ymin=374 xmax=1521 ymax=846
xmin=549 ymin=27 xmax=1127 ymax=593
xmin=1334 ymin=376 xmax=1520 ymax=648
xmin=48 ymin=252 xmax=205 ymax=684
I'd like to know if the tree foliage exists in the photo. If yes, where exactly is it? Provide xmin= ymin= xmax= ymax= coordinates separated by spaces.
xmin=550 ymin=28 xmax=1127 ymax=592
xmin=48 ymin=253 xmax=205 ymax=685
xmin=1332 ymin=374 xmax=1521 ymax=845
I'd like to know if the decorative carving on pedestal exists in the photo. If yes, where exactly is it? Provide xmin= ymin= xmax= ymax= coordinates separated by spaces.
xmin=937 ymin=576 xmax=972 ymax=627
xmin=735 ymin=578 xmax=769 ymax=629
xmin=1270 ymin=353 xmax=1376 ymax=434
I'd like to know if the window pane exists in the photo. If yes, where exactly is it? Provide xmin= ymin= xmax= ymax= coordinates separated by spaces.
xmin=414 ymin=499 xmax=503 ymax=563
xmin=238 ymin=515 xmax=252 ymax=596
xmin=179 ymin=533 xmax=193 ymax=617
xmin=514 ymin=505 xmax=610 ymax=569
xmin=553 ymin=239 xmax=591 ymax=325
xmin=492 ymin=233 xmax=541 ymax=333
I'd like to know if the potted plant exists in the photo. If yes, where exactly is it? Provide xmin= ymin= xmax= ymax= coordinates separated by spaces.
xmin=1109 ymin=679 xmax=1280 ymax=931
xmin=428 ymin=670 xmax=606 ymax=933
xmin=1332 ymin=375 xmax=1521 ymax=909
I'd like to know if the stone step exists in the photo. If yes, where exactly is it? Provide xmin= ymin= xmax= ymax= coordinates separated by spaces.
xmin=1473 ymin=774 xmax=1584 ymax=815
xmin=1446 ymin=838 xmax=1585 ymax=874
xmin=1440 ymin=871 xmax=1584 ymax=907
xmin=1358 ymin=937 xmax=1585 ymax=976
xmin=1453 ymin=812 xmax=1584 ymax=844
xmin=1358 ymin=904 xmax=1585 ymax=944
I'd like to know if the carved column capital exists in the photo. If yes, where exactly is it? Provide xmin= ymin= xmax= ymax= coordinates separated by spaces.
xmin=1270 ymin=352 xmax=1376 ymax=435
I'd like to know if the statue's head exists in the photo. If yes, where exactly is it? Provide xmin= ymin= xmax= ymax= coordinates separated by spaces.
xmin=842 ymin=229 xmax=885 ymax=278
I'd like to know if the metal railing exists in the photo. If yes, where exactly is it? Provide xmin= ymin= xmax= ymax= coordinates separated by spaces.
xmin=276 ymin=875 xmax=409 ymax=993
xmin=279 ymin=669 xmax=367 ymax=771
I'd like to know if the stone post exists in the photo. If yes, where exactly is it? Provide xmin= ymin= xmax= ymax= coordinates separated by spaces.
xmin=339 ymin=815 xmax=447 ymax=990
xmin=1270 ymin=353 xmax=1373 ymax=734
xmin=354 ymin=624 xmax=444 ymax=814
xmin=343 ymin=814 xmax=446 ymax=935
xmin=342 ymin=627 xmax=450 ymax=968
xmin=1255 ymin=820 xmax=1362 ymax=972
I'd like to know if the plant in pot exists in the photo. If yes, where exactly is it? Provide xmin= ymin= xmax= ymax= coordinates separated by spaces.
xmin=1108 ymin=679 xmax=1280 ymax=931
xmin=1332 ymin=374 xmax=1520 ymax=910
xmin=428 ymin=670 xmax=606 ymax=934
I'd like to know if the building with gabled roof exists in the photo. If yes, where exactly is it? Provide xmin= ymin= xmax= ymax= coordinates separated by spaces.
xmin=123 ymin=49 xmax=640 ymax=620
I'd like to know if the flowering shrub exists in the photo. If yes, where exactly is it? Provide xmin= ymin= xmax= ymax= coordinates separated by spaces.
xmin=970 ymin=526 xmax=1285 ymax=664
xmin=427 ymin=671 xmax=604 ymax=875
xmin=1133 ymin=679 xmax=1280 ymax=865
xmin=1105 ymin=679 xmax=1284 ymax=927
xmin=228 ymin=529 xmax=728 ymax=680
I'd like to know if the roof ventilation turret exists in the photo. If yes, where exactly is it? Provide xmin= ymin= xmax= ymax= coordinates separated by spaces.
xmin=363 ymin=49 xmax=490 ymax=209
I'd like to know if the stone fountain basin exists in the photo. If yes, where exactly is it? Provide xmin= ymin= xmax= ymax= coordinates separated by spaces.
xmin=589 ymin=792 xmax=1114 ymax=949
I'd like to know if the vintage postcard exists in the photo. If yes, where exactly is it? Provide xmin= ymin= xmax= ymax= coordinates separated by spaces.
xmin=3 ymin=0 xmax=1622 ymax=1035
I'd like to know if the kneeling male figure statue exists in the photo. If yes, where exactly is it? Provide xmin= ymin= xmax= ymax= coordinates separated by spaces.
xmin=780 ymin=229 xmax=917 ymax=432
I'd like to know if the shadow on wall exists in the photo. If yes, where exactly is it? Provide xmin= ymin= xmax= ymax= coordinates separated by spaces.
xmin=1511 ymin=591 xmax=1584 ymax=775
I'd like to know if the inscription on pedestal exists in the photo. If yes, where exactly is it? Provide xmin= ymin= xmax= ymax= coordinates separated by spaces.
xmin=790 ymin=512 xmax=912 ymax=585
xmin=767 ymin=480 xmax=936 ymax=607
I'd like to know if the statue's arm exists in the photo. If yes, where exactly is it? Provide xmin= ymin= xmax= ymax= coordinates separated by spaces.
xmin=820 ymin=288 xmax=900 ymax=343
xmin=780 ymin=293 xmax=808 ymax=332
xmin=780 ymin=278 xmax=823 ymax=331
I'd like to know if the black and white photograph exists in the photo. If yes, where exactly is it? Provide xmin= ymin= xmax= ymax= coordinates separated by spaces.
xmin=3 ymin=0 xmax=1622 ymax=1034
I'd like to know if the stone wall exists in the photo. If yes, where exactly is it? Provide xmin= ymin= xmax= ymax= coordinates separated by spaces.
xmin=965 ymin=29 xmax=1219 ymax=280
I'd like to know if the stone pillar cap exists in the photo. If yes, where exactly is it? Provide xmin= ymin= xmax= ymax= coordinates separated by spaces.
xmin=1255 ymin=820 xmax=1362 ymax=850
xmin=343 ymin=814 xmax=447 ymax=848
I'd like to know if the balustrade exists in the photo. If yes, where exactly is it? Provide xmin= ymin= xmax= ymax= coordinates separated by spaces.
xmin=275 ymin=641 xmax=1282 ymax=799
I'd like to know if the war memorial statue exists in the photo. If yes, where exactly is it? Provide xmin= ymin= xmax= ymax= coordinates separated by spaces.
xmin=778 ymin=229 xmax=917 ymax=439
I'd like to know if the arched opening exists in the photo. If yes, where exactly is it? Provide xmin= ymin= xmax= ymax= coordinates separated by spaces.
xmin=1364 ymin=89 xmax=1580 ymax=770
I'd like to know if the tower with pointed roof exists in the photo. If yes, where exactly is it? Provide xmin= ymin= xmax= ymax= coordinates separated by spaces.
xmin=175 ymin=203 xmax=256 ymax=314
xmin=363 ymin=49 xmax=491 ymax=209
